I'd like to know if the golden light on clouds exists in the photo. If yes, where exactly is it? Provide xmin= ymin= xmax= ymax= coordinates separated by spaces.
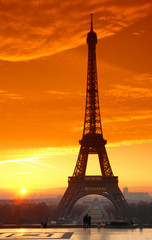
xmin=0 ymin=0 xmax=152 ymax=197
xmin=0 ymin=0 xmax=152 ymax=61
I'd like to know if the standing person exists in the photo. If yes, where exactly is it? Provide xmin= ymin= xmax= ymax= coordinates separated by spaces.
xmin=83 ymin=214 xmax=88 ymax=228
xmin=43 ymin=222 xmax=47 ymax=228
xmin=88 ymin=215 xmax=91 ymax=228
xmin=83 ymin=215 xmax=86 ymax=228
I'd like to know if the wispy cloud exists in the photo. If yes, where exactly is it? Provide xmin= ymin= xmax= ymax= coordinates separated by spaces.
xmin=107 ymin=139 xmax=152 ymax=147
xmin=17 ymin=161 xmax=49 ymax=172
xmin=104 ymin=84 xmax=152 ymax=98
xmin=0 ymin=89 xmax=24 ymax=101
xmin=0 ymin=154 xmax=67 ymax=172
xmin=16 ymin=172 xmax=30 ymax=175
xmin=0 ymin=157 xmax=44 ymax=164
xmin=0 ymin=157 xmax=49 ymax=172
xmin=46 ymin=90 xmax=85 ymax=96
xmin=103 ymin=111 xmax=152 ymax=123
xmin=32 ymin=161 xmax=66 ymax=172
xmin=103 ymin=73 xmax=152 ymax=99
xmin=133 ymin=30 xmax=144 ymax=36
xmin=0 ymin=0 xmax=152 ymax=61
xmin=47 ymin=90 xmax=70 ymax=95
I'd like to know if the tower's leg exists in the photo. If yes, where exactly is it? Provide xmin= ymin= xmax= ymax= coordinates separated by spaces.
xmin=98 ymin=147 xmax=113 ymax=176
xmin=73 ymin=146 xmax=88 ymax=177
xmin=109 ymin=186 xmax=129 ymax=217
xmin=56 ymin=182 xmax=81 ymax=218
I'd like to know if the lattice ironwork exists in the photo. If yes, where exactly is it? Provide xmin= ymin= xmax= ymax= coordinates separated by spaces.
xmin=73 ymin=14 xmax=113 ymax=177
xmin=83 ymin=20 xmax=101 ymax=136
xmin=56 ymin=15 xmax=128 ymax=219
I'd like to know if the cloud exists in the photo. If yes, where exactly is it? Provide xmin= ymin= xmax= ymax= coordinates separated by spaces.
xmin=16 ymin=172 xmax=30 ymax=174
xmin=0 ymin=89 xmax=24 ymax=101
xmin=47 ymin=90 xmax=70 ymax=95
xmin=103 ymin=111 xmax=152 ymax=123
xmin=104 ymin=84 xmax=152 ymax=98
xmin=103 ymin=73 xmax=152 ymax=99
xmin=32 ymin=161 xmax=66 ymax=172
xmin=0 ymin=156 xmax=45 ymax=165
xmin=133 ymin=30 xmax=144 ymax=36
xmin=0 ymin=153 xmax=68 ymax=172
xmin=98 ymin=71 xmax=152 ymax=143
xmin=107 ymin=139 xmax=152 ymax=147
xmin=0 ymin=156 xmax=49 ymax=173
xmin=0 ymin=0 xmax=152 ymax=61
xmin=46 ymin=90 xmax=85 ymax=96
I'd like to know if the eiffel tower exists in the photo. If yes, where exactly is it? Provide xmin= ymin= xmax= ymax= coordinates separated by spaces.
xmin=56 ymin=15 xmax=128 ymax=218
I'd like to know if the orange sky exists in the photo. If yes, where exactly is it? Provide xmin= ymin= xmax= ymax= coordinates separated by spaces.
xmin=0 ymin=0 xmax=152 ymax=198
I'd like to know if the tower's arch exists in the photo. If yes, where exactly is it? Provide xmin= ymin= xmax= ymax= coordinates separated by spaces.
xmin=56 ymin=176 xmax=128 ymax=218
xmin=65 ymin=192 xmax=119 ymax=218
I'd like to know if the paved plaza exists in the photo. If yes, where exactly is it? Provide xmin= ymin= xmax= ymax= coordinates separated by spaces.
xmin=0 ymin=228 xmax=151 ymax=240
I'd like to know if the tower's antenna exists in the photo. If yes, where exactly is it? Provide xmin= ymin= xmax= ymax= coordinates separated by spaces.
xmin=91 ymin=13 xmax=93 ymax=31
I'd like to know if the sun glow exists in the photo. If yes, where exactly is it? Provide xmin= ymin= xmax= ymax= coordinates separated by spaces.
xmin=21 ymin=188 xmax=27 ymax=194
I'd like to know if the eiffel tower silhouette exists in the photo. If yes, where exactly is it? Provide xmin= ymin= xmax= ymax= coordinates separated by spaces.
xmin=56 ymin=15 xmax=128 ymax=218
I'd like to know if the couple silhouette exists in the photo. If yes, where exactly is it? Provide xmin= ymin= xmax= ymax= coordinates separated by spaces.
xmin=83 ymin=214 xmax=91 ymax=228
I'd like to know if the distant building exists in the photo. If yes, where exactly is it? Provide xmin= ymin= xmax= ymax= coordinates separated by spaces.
xmin=123 ymin=187 xmax=152 ymax=203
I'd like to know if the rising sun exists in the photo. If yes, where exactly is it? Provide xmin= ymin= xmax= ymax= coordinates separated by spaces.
xmin=21 ymin=188 xmax=27 ymax=194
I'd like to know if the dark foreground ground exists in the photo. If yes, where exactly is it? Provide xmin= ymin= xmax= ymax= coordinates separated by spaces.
xmin=0 ymin=227 xmax=152 ymax=240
